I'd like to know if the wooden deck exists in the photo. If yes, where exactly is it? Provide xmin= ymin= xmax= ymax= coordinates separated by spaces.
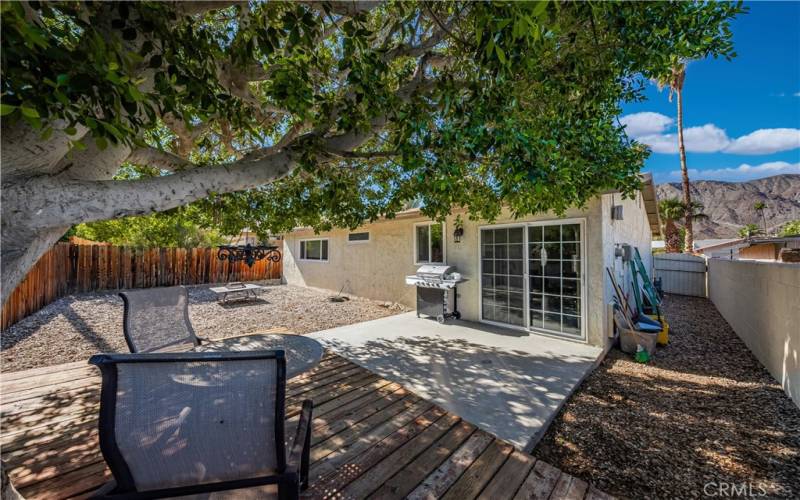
xmin=1 ymin=348 xmax=613 ymax=500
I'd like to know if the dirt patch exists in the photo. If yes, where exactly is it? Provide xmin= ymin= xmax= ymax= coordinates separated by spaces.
xmin=534 ymin=294 xmax=800 ymax=499
xmin=1 ymin=284 xmax=405 ymax=373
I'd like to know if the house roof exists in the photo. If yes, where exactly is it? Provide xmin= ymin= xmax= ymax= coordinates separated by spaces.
xmin=694 ymin=238 xmax=742 ymax=250
xmin=749 ymin=235 xmax=800 ymax=244
xmin=694 ymin=235 xmax=800 ymax=254
xmin=288 ymin=173 xmax=662 ymax=234
xmin=639 ymin=173 xmax=661 ymax=239
xmin=694 ymin=238 xmax=746 ymax=253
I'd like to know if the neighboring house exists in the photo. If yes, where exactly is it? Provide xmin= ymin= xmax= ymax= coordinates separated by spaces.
xmin=695 ymin=236 xmax=800 ymax=261
xmin=283 ymin=174 xmax=660 ymax=349
xmin=693 ymin=238 xmax=749 ymax=259
xmin=226 ymin=228 xmax=261 ymax=246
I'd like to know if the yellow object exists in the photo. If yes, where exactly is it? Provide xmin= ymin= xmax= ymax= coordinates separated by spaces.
xmin=647 ymin=314 xmax=670 ymax=345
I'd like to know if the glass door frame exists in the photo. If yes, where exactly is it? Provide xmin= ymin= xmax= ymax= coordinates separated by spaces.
xmin=478 ymin=218 xmax=587 ymax=342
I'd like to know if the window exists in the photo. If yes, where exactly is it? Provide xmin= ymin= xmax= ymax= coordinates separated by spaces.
xmin=299 ymin=239 xmax=329 ymax=261
xmin=348 ymin=232 xmax=370 ymax=243
xmin=415 ymin=222 xmax=445 ymax=264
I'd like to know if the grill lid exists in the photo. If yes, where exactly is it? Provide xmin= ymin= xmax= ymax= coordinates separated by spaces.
xmin=414 ymin=264 xmax=456 ymax=279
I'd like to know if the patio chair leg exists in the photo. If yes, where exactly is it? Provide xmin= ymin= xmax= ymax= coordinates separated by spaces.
xmin=301 ymin=416 xmax=311 ymax=490
xmin=279 ymin=479 xmax=300 ymax=500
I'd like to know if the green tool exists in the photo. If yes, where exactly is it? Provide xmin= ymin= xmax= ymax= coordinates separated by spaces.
xmin=634 ymin=248 xmax=662 ymax=319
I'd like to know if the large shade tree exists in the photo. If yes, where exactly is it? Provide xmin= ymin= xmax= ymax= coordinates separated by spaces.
xmin=1 ymin=1 xmax=743 ymax=302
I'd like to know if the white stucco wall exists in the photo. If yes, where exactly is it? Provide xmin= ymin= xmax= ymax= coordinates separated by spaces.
xmin=601 ymin=191 xmax=655 ymax=349
xmin=284 ymin=193 xmax=653 ymax=348
xmin=708 ymin=259 xmax=800 ymax=407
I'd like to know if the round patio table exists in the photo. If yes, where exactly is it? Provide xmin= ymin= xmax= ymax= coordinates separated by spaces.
xmin=196 ymin=334 xmax=324 ymax=379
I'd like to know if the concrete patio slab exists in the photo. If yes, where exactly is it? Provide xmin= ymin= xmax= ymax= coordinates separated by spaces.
xmin=309 ymin=312 xmax=603 ymax=451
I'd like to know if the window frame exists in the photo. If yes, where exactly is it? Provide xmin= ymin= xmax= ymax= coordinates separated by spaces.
xmin=413 ymin=221 xmax=446 ymax=265
xmin=477 ymin=217 xmax=587 ymax=343
xmin=347 ymin=231 xmax=370 ymax=244
xmin=298 ymin=238 xmax=330 ymax=263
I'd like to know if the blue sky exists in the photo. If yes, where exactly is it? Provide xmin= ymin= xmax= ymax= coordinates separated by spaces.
xmin=620 ymin=1 xmax=800 ymax=184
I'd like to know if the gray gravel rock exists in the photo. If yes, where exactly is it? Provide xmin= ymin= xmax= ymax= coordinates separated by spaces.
xmin=534 ymin=294 xmax=800 ymax=499
xmin=1 ymin=284 xmax=404 ymax=373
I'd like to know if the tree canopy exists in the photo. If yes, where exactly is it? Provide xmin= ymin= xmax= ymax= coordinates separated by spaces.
xmin=779 ymin=220 xmax=800 ymax=237
xmin=1 ymin=0 xmax=743 ymax=298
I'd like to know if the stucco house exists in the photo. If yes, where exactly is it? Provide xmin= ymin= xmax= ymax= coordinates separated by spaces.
xmin=283 ymin=174 xmax=660 ymax=349
xmin=695 ymin=236 xmax=800 ymax=261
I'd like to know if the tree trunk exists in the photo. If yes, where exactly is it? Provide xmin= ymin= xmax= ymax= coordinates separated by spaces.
xmin=676 ymin=87 xmax=694 ymax=253
xmin=664 ymin=220 xmax=682 ymax=253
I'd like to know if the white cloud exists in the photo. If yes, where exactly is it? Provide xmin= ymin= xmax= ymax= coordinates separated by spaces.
xmin=623 ymin=110 xmax=800 ymax=155
xmin=724 ymin=128 xmax=800 ymax=155
xmin=637 ymin=124 xmax=730 ymax=154
xmin=686 ymin=125 xmax=732 ymax=152
xmin=669 ymin=161 xmax=800 ymax=182
xmin=794 ymin=92 xmax=800 ymax=97
xmin=619 ymin=112 xmax=674 ymax=137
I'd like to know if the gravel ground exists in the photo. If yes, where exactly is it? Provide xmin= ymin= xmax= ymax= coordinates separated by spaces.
xmin=535 ymin=294 xmax=800 ymax=499
xmin=1 ymin=284 xmax=405 ymax=373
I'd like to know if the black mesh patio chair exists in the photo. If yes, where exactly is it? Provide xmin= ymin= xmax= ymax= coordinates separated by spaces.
xmin=88 ymin=350 xmax=313 ymax=500
xmin=119 ymin=286 xmax=205 ymax=353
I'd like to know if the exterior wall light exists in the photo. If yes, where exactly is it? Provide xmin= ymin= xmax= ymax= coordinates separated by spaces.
xmin=453 ymin=226 xmax=464 ymax=243
xmin=453 ymin=215 xmax=464 ymax=243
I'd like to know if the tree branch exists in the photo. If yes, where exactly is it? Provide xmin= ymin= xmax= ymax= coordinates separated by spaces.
xmin=306 ymin=1 xmax=383 ymax=18
xmin=333 ymin=150 xmax=399 ymax=159
xmin=126 ymin=146 xmax=195 ymax=172
xmin=173 ymin=1 xmax=244 ymax=16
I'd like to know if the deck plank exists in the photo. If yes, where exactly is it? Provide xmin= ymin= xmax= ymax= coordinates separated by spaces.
xmin=478 ymin=450 xmax=537 ymax=500
xmin=308 ymin=406 xmax=447 ymax=498
xmin=440 ymin=438 xmax=514 ymax=500
xmin=369 ymin=419 xmax=476 ymax=499
xmin=407 ymin=429 xmax=495 ymax=500
xmin=512 ymin=459 xmax=563 ymax=500
xmin=1 ymin=353 xmax=614 ymax=500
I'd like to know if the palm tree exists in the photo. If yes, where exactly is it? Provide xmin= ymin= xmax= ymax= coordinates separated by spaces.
xmin=659 ymin=199 xmax=685 ymax=253
xmin=753 ymin=201 xmax=767 ymax=235
xmin=659 ymin=198 xmax=708 ymax=253
xmin=658 ymin=63 xmax=695 ymax=253
xmin=739 ymin=224 xmax=763 ymax=239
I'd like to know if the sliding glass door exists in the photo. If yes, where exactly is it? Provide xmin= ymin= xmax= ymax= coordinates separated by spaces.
xmin=480 ymin=227 xmax=525 ymax=326
xmin=480 ymin=220 xmax=585 ymax=340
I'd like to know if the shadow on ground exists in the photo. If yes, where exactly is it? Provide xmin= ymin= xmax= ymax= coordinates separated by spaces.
xmin=314 ymin=319 xmax=599 ymax=450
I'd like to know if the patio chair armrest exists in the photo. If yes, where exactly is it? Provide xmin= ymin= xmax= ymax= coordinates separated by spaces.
xmin=286 ymin=399 xmax=313 ymax=489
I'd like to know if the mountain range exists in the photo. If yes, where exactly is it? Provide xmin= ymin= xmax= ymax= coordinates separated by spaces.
xmin=655 ymin=174 xmax=800 ymax=239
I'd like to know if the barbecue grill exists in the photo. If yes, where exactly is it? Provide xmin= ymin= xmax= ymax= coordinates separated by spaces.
xmin=405 ymin=265 xmax=467 ymax=323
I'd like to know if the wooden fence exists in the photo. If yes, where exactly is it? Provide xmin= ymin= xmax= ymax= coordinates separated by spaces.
xmin=1 ymin=243 xmax=282 ymax=330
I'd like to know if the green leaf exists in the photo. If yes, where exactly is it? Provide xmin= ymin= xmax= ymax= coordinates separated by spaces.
xmin=20 ymin=106 xmax=39 ymax=118
xmin=22 ymin=113 xmax=42 ymax=130
xmin=95 ymin=136 xmax=109 ymax=150
xmin=532 ymin=1 xmax=549 ymax=18
xmin=495 ymin=46 xmax=507 ymax=64
xmin=56 ymin=74 xmax=70 ymax=86
xmin=0 ymin=104 xmax=16 ymax=116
